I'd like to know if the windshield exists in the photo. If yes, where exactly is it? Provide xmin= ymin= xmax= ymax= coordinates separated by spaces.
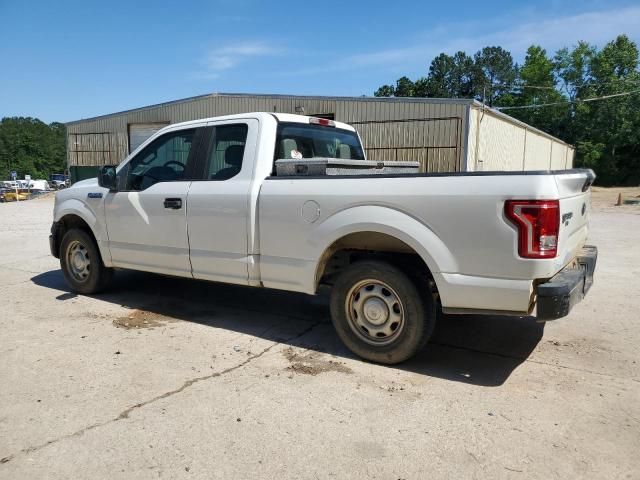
xmin=274 ymin=123 xmax=365 ymax=163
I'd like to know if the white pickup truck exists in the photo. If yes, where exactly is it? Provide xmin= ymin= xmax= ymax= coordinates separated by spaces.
xmin=50 ymin=112 xmax=597 ymax=363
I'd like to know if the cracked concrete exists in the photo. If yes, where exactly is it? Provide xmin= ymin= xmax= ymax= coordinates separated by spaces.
xmin=1 ymin=320 xmax=323 ymax=464
xmin=1 ymin=194 xmax=639 ymax=479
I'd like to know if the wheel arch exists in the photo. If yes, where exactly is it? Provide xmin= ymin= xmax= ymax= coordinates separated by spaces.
xmin=311 ymin=205 xmax=457 ymax=294
xmin=53 ymin=201 xmax=111 ymax=265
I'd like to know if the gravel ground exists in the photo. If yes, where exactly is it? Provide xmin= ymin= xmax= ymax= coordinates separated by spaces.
xmin=0 ymin=193 xmax=638 ymax=479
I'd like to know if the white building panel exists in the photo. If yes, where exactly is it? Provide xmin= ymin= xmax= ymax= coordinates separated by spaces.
xmin=475 ymin=110 xmax=526 ymax=171
xmin=550 ymin=143 xmax=568 ymax=170
xmin=524 ymin=131 xmax=552 ymax=170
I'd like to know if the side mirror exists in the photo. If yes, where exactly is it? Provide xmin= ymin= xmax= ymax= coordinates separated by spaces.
xmin=98 ymin=165 xmax=117 ymax=191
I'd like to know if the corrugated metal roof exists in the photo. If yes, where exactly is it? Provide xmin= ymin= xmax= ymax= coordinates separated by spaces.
xmin=65 ymin=92 xmax=477 ymax=126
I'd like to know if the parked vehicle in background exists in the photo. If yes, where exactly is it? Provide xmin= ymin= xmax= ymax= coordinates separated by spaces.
xmin=49 ymin=113 xmax=598 ymax=364
xmin=1 ymin=181 xmax=32 ymax=202
xmin=26 ymin=180 xmax=51 ymax=192
xmin=3 ymin=190 xmax=30 ymax=202
xmin=50 ymin=174 xmax=69 ymax=190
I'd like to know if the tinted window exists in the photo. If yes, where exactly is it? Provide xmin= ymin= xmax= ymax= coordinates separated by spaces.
xmin=274 ymin=123 xmax=365 ymax=163
xmin=121 ymin=129 xmax=196 ymax=191
xmin=205 ymin=124 xmax=248 ymax=180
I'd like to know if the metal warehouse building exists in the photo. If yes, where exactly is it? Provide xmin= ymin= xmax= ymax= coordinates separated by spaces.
xmin=66 ymin=93 xmax=574 ymax=182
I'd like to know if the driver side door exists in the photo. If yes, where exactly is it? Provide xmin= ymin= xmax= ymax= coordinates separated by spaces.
xmin=104 ymin=126 xmax=205 ymax=277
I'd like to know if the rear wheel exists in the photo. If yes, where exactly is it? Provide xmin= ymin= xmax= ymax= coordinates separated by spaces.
xmin=330 ymin=260 xmax=436 ymax=364
xmin=60 ymin=228 xmax=113 ymax=294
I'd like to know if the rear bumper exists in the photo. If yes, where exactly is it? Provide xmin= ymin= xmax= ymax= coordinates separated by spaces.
xmin=536 ymin=245 xmax=597 ymax=321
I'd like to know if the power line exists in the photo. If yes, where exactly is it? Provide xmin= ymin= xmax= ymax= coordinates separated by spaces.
xmin=495 ymin=89 xmax=640 ymax=110
xmin=486 ymin=77 xmax=640 ymax=91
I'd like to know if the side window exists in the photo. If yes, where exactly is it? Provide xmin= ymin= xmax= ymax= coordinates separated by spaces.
xmin=121 ymin=129 xmax=196 ymax=191
xmin=205 ymin=124 xmax=248 ymax=180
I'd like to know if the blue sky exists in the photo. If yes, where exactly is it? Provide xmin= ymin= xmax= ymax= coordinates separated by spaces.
xmin=1 ymin=0 xmax=639 ymax=123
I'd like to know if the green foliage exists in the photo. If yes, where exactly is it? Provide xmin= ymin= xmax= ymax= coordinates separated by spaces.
xmin=473 ymin=46 xmax=517 ymax=106
xmin=374 ymin=84 xmax=395 ymax=97
xmin=576 ymin=141 xmax=606 ymax=169
xmin=394 ymin=76 xmax=416 ymax=97
xmin=508 ymin=46 xmax=565 ymax=137
xmin=0 ymin=117 xmax=66 ymax=180
xmin=374 ymin=34 xmax=640 ymax=185
xmin=426 ymin=51 xmax=475 ymax=98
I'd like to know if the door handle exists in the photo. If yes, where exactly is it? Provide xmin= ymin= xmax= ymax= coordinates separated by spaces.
xmin=163 ymin=198 xmax=182 ymax=209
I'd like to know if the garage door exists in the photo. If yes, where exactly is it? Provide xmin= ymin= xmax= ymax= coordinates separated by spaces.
xmin=128 ymin=123 xmax=170 ymax=153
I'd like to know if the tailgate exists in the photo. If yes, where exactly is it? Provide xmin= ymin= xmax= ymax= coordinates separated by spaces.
xmin=555 ymin=170 xmax=595 ymax=268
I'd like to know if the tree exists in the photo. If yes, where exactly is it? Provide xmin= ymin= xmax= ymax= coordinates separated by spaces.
xmin=553 ymin=41 xmax=597 ymax=101
xmin=581 ymin=35 xmax=640 ymax=184
xmin=372 ymin=35 xmax=640 ymax=185
xmin=473 ymin=46 xmax=517 ymax=106
xmin=394 ymin=76 xmax=416 ymax=97
xmin=509 ymin=46 xmax=564 ymax=134
xmin=374 ymin=76 xmax=418 ymax=98
xmin=412 ymin=77 xmax=430 ymax=97
xmin=426 ymin=51 xmax=475 ymax=98
xmin=592 ymin=34 xmax=639 ymax=82
xmin=0 ymin=117 xmax=66 ymax=180
xmin=374 ymin=84 xmax=395 ymax=97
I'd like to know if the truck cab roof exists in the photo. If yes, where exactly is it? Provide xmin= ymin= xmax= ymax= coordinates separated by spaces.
xmin=154 ymin=112 xmax=356 ymax=133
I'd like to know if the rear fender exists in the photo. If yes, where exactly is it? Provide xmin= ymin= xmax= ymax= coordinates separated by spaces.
xmin=311 ymin=205 xmax=457 ymax=289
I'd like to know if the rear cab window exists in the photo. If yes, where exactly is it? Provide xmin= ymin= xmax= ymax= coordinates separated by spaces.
xmin=205 ymin=124 xmax=248 ymax=180
xmin=274 ymin=123 xmax=365 ymax=172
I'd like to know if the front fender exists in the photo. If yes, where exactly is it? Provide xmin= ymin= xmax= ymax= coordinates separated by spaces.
xmin=53 ymin=195 xmax=112 ymax=265
xmin=310 ymin=205 xmax=458 ymax=286
xmin=54 ymin=197 xmax=101 ymax=235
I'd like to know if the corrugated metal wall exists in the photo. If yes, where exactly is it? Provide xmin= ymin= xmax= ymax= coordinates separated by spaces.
xmin=467 ymin=106 xmax=575 ymax=171
xmin=66 ymin=95 xmax=469 ymax=173
xmin=355 ymin=118 xmax=461 ymax=172
xmin=66 ymin=94 xmax=573 ymax=174
xmin=336 ymin=99 xmax=467 ymax=172
xmin=68 ymin=132 xmax=129 ymax=166
xmin=67 ymin=95 xmax=335 ymax=167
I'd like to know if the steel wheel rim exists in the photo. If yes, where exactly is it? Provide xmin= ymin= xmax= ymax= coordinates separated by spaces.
xmin=345 ymin=279 xmax=405 ymax=345
xmin=66 ymin=240 xmax=91 ymax=283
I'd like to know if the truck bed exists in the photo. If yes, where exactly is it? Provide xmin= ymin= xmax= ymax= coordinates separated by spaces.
xmin=258 ymin=168 xmax=594 ymax=314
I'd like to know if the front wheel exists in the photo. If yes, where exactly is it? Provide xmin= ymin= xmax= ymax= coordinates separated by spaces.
xmin=330 ymin=260 xmax=436 ymax=364
xmin=60 ymin=228 xmax=113 ymax=294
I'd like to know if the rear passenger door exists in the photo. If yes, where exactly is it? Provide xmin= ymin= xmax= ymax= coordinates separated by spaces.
xmin=187 ymin=119 xmax=259 ymax=284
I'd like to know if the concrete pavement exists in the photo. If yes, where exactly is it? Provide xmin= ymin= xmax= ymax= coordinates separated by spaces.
xmin=0 ymin=195 xmax=638 ymax=479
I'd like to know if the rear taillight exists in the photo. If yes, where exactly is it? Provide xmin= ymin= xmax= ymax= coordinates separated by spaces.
xmin=504 ymin=200 xmax=559 ymax=259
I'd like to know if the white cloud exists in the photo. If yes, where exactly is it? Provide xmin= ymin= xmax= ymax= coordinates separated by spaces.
xmin=467 ymin=5 xmax=640 ymax=59
xmin=308 ymin=5 xmax=640 ymax=75
xmin=199 ymin=41 xmax=283 ymax=77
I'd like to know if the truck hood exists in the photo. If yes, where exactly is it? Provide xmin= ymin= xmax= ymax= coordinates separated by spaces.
xmin=71 ymin=178 xmax=99 ymax=189
xmin=55 ymin=177 xmax=100 ymax=205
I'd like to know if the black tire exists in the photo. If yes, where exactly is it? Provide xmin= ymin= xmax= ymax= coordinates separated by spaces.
xmin=59 ymin=228 xmax=113 ymax=294
xmin=329 ymin=260 xmax=436 ymax=364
